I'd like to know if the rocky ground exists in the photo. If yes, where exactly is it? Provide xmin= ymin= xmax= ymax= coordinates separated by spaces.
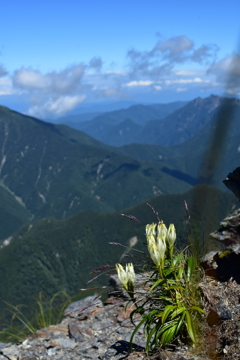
xmin=1 ymin=267 xmax=240 ymax=360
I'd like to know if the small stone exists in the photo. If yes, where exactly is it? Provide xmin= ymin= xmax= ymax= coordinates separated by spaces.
xmin=48 ymin=347 xmax=57 ymax=356
xmin=69 ymin=323 xmax=94 ymax=341
xmin=47 ymin=338 xmax=77 ymax=349
xmin=216 ymin=299 xmax=232 ymax=320
xmin=0 ymin=345 xmax=19 ymax=360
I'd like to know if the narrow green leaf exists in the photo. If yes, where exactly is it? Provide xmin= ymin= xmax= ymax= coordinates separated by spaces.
xmin=172 ymin=252 xmax=184 ymax=266
xmin=167 ymin=286 xmax=184 ymax=291
xmin=149 ymin=278 xmax=164 ymax=292
xmin=145 ymin=323 xmax=158 ymax=353
xmin=155 ymin=296 xmax=172 ymax=302
xmin=170 ymin=307 xmax=186 ymax=319
xmin=185 ymin=311 xmax=196 ymax=343
xmin=161 ymin=305 xmax=176 ymax=324
xmin=155 ymin=320 xmax=178 ymax=341
xmin=178 ymin=266 xmax=184 ymax=280
xmin=163 ymin=267 xmax=175 ymax=276
xmin=161 ymin=325 xmax=177 ymax=344
xmin=190 ymin=306 xmax=204 ymax=313
xmin=187 ymin=257 xmax=196 ymax=280
xmin=175 ymin=311 xmax=186 ymax=334
xmin=148 ymin=309 xmax=159 ymax=318
xmin=129 ymin=318 xmax=146 ymax=350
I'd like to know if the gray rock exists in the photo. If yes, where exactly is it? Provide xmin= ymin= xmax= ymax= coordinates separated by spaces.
xmin=209 ymin=208 xmax=240 ymax=253
xmin=69 ymin=323 xmax=94 ymax=341
xmin=216 ymin=299 xmax=232 ymax=320
xmin=0 ymin=345 xmax=19 ymax=360
xmin=64 ymin=295 xmax=103 ymax=318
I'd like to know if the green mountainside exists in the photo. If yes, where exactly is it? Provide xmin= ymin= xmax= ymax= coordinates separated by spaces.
xmin=0 ymin=185 xmax=238 ymax=316
xmin=0 ymin=186 xmax=31 ymax=239
xmin=0 ymin=106 xmax=191 ymax=239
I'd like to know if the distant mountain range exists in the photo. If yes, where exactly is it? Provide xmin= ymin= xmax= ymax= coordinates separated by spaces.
xmin=57 ymin=101 xmax=187 ymax=146
xmin=59 ymin=95 xmax=228 ymax=147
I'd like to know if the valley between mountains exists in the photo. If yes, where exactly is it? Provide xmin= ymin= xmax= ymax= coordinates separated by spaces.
xmin=0 ymin=94 xmax=239 ymax=318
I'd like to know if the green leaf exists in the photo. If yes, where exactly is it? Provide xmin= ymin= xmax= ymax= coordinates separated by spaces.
xmin=172 ymin=252 xmax=184 ymax=266
xmin=156 ymin=296 xmax=173 ymax=302
xmin=177 ymin=266 xmax=184 ymax=280
xmin=187 ymin=256 xmax=197 ymax=280
xmin=148 ymin=309 xmax=160 ymax=319
xmin=161 ymin=305 xmax=176 ymax=324
xmin=130 ymin=307 xmax=144 ymax=326
xmin=161 ymin=324 xmax=177 ymax=344
xmin=145 ymin=322 xmax=159 ymax=353
xmin=167 ymin=286 xmax=184 ymax=291
xmin=190 ymin=306 xmax=204 ymax=313
xmin=175 ymin=310 xmax=186 ymax=334
xmin=163 ymin=267 xmax=175 ymax=276
xmin=170 ymin=307 xmax=186 ymax=319
xmin=185 ymin=311 xmax=196 ymax=343
xmin=149 ymin=278 xmax=164 ymax=292
xmin=129 ymin=318 xmax=146 ymax=350
xmin=155 ymin=320 xmax=178 ymax=342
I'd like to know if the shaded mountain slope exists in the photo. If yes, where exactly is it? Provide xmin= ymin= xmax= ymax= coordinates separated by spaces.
xmin=0 ymin=186 xmax=31 ymax=240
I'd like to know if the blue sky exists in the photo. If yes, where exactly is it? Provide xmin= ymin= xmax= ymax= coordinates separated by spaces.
xmin=0 ymin=0 xmax=240 ymax=118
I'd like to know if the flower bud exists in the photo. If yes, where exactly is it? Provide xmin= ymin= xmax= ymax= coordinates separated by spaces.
xmin=116 ymin=263 xmax=135 ymax=292
xmin=126 ymin=263 xmax=135 ymax=284
xmin=146 ymin=223 xmax=156 ymax=236
xmin=166 ymin=224 xmax=176 ymax=247
xmin=148 ymin=243 xmax=161 ymax=268
xmin=157 ymin=222 xmax=167 ymax=241
xmin=116 ymin=263 xmax=128 ymax=289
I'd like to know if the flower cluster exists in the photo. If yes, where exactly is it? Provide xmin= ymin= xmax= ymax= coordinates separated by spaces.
xmin=146 ymin=222 xmax=176 ymax=274
xmin=116 ymin=222 xmax=176 ymax=292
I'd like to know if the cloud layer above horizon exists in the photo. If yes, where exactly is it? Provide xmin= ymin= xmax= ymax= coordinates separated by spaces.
xmin=1 ymin=35 xmax=240 ymax=118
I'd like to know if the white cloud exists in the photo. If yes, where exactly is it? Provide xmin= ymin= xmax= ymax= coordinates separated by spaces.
xmin=165 ymin=77 xmax=205 ymax=85
xmin=124 ymin=80 xmax=154 ymax=87
xmin=127 ymin=35 xmax=218 ymax=80
xmin=153 ymin=36 xmax=193 ymax=58
xmin=28 ymin=95 xmax=86 ymax=117
xmin=13 ymin=65 xmax=86 ymax=93
xmin=176 ymin=88 xmax=188 ymax=92
xmin=174 ymin=70 xmax=197 ymax=76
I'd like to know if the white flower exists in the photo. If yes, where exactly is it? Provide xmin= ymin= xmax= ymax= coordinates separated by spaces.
xmin=116 ymin=263 xmax=135 ymax=291
xmin=157 ymin=222 xmax=167 ymax=242
xmin=166 ymin=224 xmax=176 ymax=247
xmin=126 ymin=263 xmax=135 ymax=284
